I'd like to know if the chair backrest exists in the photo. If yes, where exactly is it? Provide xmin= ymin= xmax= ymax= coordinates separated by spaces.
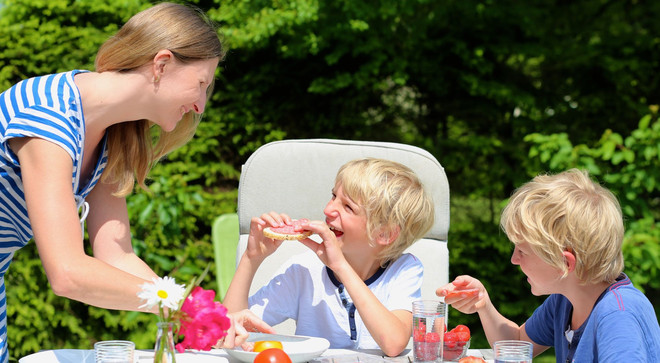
xmin=236 ymin=139 xmax=450 ymax=334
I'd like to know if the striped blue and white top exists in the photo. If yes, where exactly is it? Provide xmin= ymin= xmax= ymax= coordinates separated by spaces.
xmin=0 ymin=70 xmax=108 ymax=362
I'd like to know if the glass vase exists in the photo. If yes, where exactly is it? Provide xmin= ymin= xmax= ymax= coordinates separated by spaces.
xmin=154 ymin=322 xmax=177 ymax=363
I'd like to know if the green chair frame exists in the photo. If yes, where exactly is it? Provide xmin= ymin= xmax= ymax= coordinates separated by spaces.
xmin=212 ymin=212 xmax=239 ymax=301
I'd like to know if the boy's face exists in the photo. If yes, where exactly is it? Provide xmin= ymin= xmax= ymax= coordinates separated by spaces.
xmin=323 ymin=184 xmax=370 ymax=251
xmin=511 ymin=242 xmax=564 ymax=296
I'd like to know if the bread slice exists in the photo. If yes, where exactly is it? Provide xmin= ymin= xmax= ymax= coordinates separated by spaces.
xmin=262 ymin=227 xmax=312 ymax=240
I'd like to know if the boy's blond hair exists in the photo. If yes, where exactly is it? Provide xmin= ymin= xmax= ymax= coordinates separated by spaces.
xmin=95 ymin=2 xmax=224 ymax=197
xmin=500 ymin=168 xmax=624 ymax=284
xmin=335 ymin=158 xmax=435 ymax=264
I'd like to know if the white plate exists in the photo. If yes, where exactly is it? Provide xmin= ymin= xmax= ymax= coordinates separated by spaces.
xmin=224 ymin=333 xmax=330 ymax=363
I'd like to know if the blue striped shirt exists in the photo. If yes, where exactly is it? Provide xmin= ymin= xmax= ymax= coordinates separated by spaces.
xmin=0 ymin=70 xmax=108 ymax=361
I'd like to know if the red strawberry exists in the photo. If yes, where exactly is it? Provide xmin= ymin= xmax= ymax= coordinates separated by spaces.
xmin=425 ymin=332 xmax=440 ymax=342
xmin=444 ymin=332 xmax=457 ymax=349
xmin=456 ymin=331 xmax=470 ymax=343
xmin=453 ymin=325 xmax=470 ymax=335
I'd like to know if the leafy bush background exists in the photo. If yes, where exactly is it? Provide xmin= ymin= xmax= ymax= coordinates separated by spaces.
xmin=1 ymin=0 xmax=659 ymax=361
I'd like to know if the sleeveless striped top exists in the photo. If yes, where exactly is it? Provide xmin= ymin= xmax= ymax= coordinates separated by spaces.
xmin=0 ymin=70 xmax=109 ymax=362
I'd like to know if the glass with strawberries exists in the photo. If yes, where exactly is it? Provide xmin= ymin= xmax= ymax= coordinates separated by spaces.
xmin=443 ymin=325 xmax=471 ymax=361
xmin=412 ymin=300 xmax=446 ymax=363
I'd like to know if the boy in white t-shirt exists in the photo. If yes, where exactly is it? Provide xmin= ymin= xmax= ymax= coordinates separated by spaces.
xmin=223 ymin=158 xmax=435 ymax=357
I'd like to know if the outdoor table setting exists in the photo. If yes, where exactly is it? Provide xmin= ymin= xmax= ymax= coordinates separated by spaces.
xmin=18 ymin=346 xmax=494 ymax=363
xmin=19 ymin=299 xmax=500 ymax=363
xmin=18 ymin=331 xmax=494 ymax=363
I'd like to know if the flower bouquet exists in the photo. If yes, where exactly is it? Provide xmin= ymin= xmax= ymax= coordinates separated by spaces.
xmin=138 ymin=266 xmax=230 ymax=363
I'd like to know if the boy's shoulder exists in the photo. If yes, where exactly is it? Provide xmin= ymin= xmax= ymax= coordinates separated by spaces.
xmin=593 ymin=274 xmax=654 ymax=316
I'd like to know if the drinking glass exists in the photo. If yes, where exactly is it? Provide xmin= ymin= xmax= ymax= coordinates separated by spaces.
xmin=412 ymin=300 xmax=446 ymax=363
xmin=493 ymin=340 xmax=533 ymax=363
xmin=94 ymin=340 xmax=135 ymax=363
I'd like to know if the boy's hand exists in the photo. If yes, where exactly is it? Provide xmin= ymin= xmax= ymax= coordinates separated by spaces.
xmin=297 ymin=220 xmax=348 ymax=271
xmin=436 ymin=275 xmax=489 ymax=314
xmin=245 ymin=212 xmax=291 ymax=260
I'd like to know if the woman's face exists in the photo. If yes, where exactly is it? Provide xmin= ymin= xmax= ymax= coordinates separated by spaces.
xmin=155 ymin=56 xmax=219 ymax=131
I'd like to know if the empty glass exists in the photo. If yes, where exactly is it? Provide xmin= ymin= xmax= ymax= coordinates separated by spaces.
xmin=493 ymin=340 xmax=533 ymax=363
xmin=94 ymin=340 xmax=135 ymax=363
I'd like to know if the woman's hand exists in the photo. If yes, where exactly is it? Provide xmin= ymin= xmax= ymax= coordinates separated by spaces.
xmin=215 ymin=309 xmax=275 ymax=349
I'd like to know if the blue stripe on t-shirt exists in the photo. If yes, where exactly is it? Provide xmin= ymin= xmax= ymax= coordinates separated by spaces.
xmin=30 ymin=77 xmax=41 ymax=105
xmin=44 ymin=75 xmax=55 ymax=108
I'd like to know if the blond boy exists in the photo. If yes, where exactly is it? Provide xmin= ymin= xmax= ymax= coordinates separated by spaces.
xmin=438 ymin=169 xmax=660 ymax=362
xmin=224 ymin=158 xmax=434 ymax=356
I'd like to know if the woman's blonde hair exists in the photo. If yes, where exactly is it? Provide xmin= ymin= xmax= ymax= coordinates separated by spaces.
xmin=336 ymin=158 xmax=435 ymax=265
xmin=95 ymin=2 xmax=224 ymax=196
xmin=500 ymin=168 xmax=624 ymax=284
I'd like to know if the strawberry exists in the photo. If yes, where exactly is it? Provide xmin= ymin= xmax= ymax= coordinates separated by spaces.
xmin=443 ymin=325 xmax=471 ymax=361
xmin=456 ymin=331 xmax=470 ymax=343
xmin=453 ymin=325 xmax=470 ymax=335
xmin=413 ymin=329 xmax=425 ymax=342
xmin=444 ymin=331 xmax=457 ymax=349
xmin=425 ymin=332 xmax=440 ymax=342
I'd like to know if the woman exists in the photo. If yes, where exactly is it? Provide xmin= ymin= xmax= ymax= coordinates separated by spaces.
xmin=0 ymin=3 xmax=269 ymax=361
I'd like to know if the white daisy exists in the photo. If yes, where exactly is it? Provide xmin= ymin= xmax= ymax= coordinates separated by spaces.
xmin=138 ymin=276 xmax=186 ymax=311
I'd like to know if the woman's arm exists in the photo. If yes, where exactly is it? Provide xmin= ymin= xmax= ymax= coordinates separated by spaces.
xmin=85 ymin=180 xmax=157 ymax=281
xmin=14 ymin=137 xmax=156 ymax=312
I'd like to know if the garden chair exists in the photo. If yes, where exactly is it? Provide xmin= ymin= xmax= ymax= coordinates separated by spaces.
xmin=235 ymin=139 xmax=450 ymax=334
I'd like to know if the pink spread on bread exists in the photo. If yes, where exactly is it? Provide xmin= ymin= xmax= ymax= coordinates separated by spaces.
xmin=263 ymin=219 xmax=312 ymax=240
xmin=267 ymin=219 xmax=308 ymax=233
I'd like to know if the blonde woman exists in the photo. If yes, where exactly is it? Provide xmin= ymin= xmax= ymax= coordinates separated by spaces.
xmin=0 ymin=3 xmax=269 ymax=360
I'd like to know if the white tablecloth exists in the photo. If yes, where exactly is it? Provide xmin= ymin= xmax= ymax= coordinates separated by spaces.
xmin=19 ymin=348 xmax=494 ymax=363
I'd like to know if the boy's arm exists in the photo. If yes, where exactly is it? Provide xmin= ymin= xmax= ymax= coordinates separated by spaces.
xmin=339 ymin=267 xmax=413 ymax=357
xmin=439 ymin=275 xmax=527 ymax=344
xmin=223 ymin=213 xmax=289 ymax=312
xmin=222 ymin=253 xmax=261 ymax=312
xmin=299 ymin=221 xmax=411 ymax=356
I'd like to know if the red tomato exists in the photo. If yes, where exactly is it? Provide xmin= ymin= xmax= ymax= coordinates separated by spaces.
xmin=458 ymin=356 xmax=486 ymax=363
xmin=254 ymin=348 xmax=292 ymax=363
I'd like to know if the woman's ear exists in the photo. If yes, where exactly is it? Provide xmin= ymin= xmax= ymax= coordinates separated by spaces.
xmin=563 ymin=250 xmax=577 ymax=273
xmin=152 ymin=49 xmax=174 ymax=81
xmin=375 ymin=225 xmax=400 ymax=246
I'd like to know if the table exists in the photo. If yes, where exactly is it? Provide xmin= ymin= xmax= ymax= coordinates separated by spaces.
xmin=19 ymin=348 xmax=494 ymax=363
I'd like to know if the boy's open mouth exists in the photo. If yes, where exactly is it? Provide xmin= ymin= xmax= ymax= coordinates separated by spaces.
xmin=329 ymin=226 xmax=344 ymax=238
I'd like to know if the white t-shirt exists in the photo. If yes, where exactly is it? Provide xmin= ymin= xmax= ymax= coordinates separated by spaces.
xmin=248 ymin=250 xmax=423 ymax=349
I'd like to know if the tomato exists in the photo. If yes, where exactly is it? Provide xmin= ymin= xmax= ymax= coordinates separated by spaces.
xmin=254 ymin=348 xmax=292 ymax=363
xmin=458 ymin=356 xmax=486 ymax=363
xmin=253 ymin=341 xmax=283 ymax=353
